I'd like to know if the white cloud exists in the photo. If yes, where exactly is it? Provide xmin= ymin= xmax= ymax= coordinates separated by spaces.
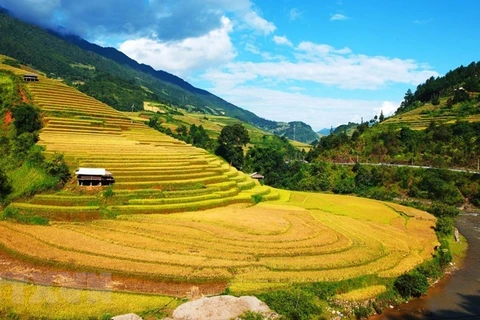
xmin=242 ymin=10 xmax=276 ymax=35
xmin=289 ymin=8 xmax=302 ymax=21
xmin=206 ymin=85 xmax=397 ymax=130
xmin=118 ymin=16 xmax=235 ymax=77
xmin=376 ymin=101 xmax=399 ymax=117
xmin=204 ymin=42 xmax=438 ymax=90
xmin=330 ymin=13 xmax=348 ymax=21
xmin=273 ymin=35 xmax=293 ymax=47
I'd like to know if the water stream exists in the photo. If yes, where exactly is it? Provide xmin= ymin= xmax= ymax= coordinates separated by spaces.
xmin=370 ymin=213 xmax=480 ymax=320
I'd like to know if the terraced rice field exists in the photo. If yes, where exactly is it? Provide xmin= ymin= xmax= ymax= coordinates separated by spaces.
xmin=0 ymin=192 xmax=437 ymax=292
xmin=0 ymin=64 xmax=438 ymax=316
xmin=382 ymin=100 xmax=480 ymax=129
xmin=6 ymin=73 xmax=275 ymax=219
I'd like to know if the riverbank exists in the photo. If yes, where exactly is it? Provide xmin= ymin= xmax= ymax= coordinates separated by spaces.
xmin=370 ymin=213 xmax=477 ymax=320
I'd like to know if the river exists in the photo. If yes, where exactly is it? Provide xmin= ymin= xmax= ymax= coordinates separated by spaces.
xmin=370 ymin=213 xmax=480 ymax=320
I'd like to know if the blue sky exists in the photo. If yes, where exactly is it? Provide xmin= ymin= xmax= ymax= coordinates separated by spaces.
xmin=2 ymin=0 xmax=479 ymax=130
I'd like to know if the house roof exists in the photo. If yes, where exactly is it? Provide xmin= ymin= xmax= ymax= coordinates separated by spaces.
xmin=24 ymin=73 xmax=38 ymax=77
xmin=250 ymin=172 xmax=265 ymax=179
xmin=75 ymin=168 xmax=112 ymax=176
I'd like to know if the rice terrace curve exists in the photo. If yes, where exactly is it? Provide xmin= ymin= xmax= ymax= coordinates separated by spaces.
xmin=0 ymin=62 xmax=438 ymax=318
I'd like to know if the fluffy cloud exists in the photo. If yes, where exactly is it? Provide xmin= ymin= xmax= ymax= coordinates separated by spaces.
xmin=330 ymin=13 xmax=348 ymax=21
xmin=273 ymin=35 xmax=293 ymax=47
xmin=204 ymin=42 xmax=438 ymax=90
xmin=119 ymin=17 xmax=235 ymax=77
xmin=1 ymin=0 xmax=275 ymax=40
xmin=242 ymin=10 xmax=276 ymax=35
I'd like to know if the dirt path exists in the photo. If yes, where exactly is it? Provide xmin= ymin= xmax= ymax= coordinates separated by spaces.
xmin=0 ymin=250 xmax=227 ymax=297
xmin=18 ymin=84 xmax=29 ymax=103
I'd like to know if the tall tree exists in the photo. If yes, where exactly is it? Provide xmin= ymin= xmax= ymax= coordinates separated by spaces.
xmin=215 ymin=124 xmax=250 ymax=169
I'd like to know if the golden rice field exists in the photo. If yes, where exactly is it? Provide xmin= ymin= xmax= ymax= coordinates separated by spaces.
xmin=5 ymin=70 xmax=276 ymax=219
xmin=0 ymin=191 xmax=437 ymax=287
xmin=0 ymin=62 xmax=439 ymax=317
xmin=0 ymin=279 xmax=179 ymax=319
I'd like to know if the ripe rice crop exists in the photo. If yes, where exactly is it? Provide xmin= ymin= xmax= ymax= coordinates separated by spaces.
xmin=0 ymin=191 xmax=436 ymax=287
xmin=0 ymin=69 xmax=438 ymax=310
xmin=334 ymin=285 xmax=387 ymax=301
xmin=0 ymin=279 xmax=178 ymax=319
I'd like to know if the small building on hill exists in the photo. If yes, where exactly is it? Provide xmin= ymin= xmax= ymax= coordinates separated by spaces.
xmin=75 ymin=168 xmax=114 ymax=186
xmin=23 ymin=73 xmax=39 ymax=82
xmin=249 ymin=172 xmax=265 ymax=180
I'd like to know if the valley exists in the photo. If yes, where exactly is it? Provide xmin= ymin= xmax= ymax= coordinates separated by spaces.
xmin=0 ymin=60 xmax=440 ymax=319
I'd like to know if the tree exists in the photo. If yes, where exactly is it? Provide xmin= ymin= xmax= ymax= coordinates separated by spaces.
xmin=11 ymin=104 xmax=42 ymax=135
xmin=215 ymin=124 xmax=250 ymax=169
xmin=394 ymin=271 xmax=429 ymax=298
xmin=379 ymin=110 xmax=385 ymax=122
xmin=245 ymin=146 xmax=286 ymax=186
xmin=0 ymin=167 xmax=12 ymax=204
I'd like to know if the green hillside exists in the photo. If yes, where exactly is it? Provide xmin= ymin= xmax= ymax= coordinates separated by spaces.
xmin=0 ymin=10 xmax=318 ymax=143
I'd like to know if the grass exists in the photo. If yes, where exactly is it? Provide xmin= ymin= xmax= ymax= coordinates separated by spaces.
xmin=448 ymin=233 xmax=468 ymax=267
xmin=6 ymin=164 xmax=60 ymax=200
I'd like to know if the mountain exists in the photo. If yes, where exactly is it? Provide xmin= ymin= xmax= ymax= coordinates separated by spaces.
xmin=271 ymin=121 xmax=319 ymax=144
xmin=307 ymin=62 xmax=480 ymax=168
xmin=0 ymin=10 xmax=318 ymax=143
xmin=332 ymin=122 xmax=358 ymax=136
xmin=317 ymin=128 xmax=332 ymax=136
xmin=396 ymin=61 xmax=480 ymax=115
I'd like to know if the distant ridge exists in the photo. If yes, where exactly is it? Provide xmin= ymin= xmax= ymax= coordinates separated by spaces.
xmin=57 ymin=33 xmax=210 ymax=96
xmin=0 ymin=10 xmax=319 ymax=143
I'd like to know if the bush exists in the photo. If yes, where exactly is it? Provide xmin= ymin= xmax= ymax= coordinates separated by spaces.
xmin=103 ymin=186 xmax=115 ymax=198
xmin=238 ymin=311 xmax=264 ymax=320
xmin=435 ymin=216 xmax=455 ymax=236
xmin=428 ymin=203 xmax=460 ymax=218
xmin=251 ymin=194 xmax=263 ymax=204
xmin=333 ymin=178 xmax=355 ymax=194
xmin=258 ymin=289 xmax=322 ymax=320
xmin=45 ymin=154 xmax=71 ymax=184
xmin=11 ymin=104 xmax=42 ymax=135
xmin=0 ymin=167 xmax=12 ymax=204
xmin=394 ymin=270 xmax=429 ymax=299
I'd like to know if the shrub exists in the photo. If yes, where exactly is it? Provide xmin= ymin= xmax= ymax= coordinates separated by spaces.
xmin=103 ymin=186 xmax=115 ymax=198
xmin=238 ymin=311 xmax=264 ymax=320
xmin=394 ymin=270 xmax=429 ymax=299
xmin=428 ymin=203 xmax=460 ymax=218
xmin=354 ymin=305 xmax=373 ymax=319
xmin=333 ymin=178 xmax=355 ymax=194
xmin=11 ymin=104 xmax=42 ymax=135
xmin=435 ymin=216 xmax=455 ymax=236
xmin=251 ymin=194 xmax=263 ymax=204
xmin=45 ymin=154 xmax=71 ymax=184
xmin=258 ymin=289 xmax=321 ymax=320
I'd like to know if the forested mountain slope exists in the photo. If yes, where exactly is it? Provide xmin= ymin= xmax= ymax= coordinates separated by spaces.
xmin=0 ymin=9 xmax=318 ymax=143
xmin=308 ymin=61 xmax=480 ymax=169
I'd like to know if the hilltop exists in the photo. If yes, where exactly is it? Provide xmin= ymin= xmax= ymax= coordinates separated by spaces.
xmin=0 ymin=9 xmax=319 ymax=143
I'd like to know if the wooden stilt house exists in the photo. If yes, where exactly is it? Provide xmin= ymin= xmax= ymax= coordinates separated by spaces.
xmin=75 ymin=168 xmax=114 ymax=186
